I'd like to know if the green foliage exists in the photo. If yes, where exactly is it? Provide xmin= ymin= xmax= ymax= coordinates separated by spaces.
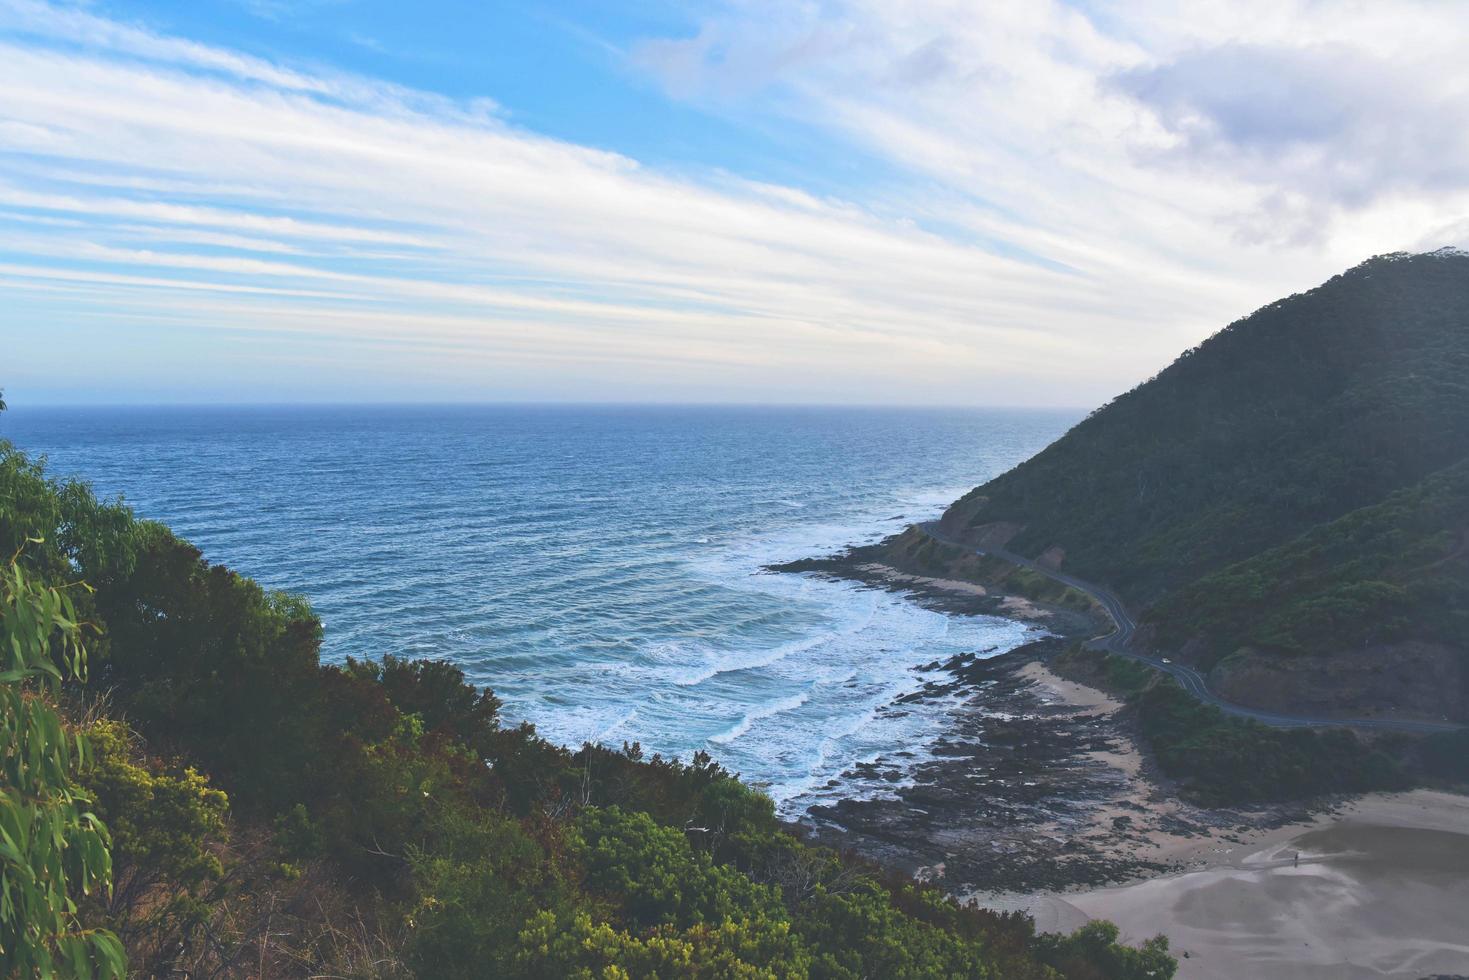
xmin=1418 ymin=729 xmax=1469 ymax=784
xmin=1034 ymin=921 xmax=1176 ymax=980
xmin=86 ymin=524 xmax=329 ymax=811
xmin=1134 ymin=680 xmax=1407 ymax=804
xmin=0 ymin=558 xmax=125 ymax=978
xmin=514 ymin=908 xmax=812 ymax=979
xmin=347 ymin=655 xmax=503 ymax=752
xmin=405 ymin=809 xmax=569 ymax=978
xmin=1149 ymin=461 xmax=1469 ymax=676
xmin=795 ymin=879 xmax=1001 ymax=979
xmin=81 ymin=720 xmax=228 ymax=891
xmin=1101 ymin=657 xmax=1153 ymax=698
xmin=1054 ymin=646 xmax=1153 ymax=699
xmin=78 ymin=718 xmax=229 ymax=954
xmin=999 ymin=566 xmax=1096 ymax=614
xmin=572 ymin=806 xmax=784 ymax=930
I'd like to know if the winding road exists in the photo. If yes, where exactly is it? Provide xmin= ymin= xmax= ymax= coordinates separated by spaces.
xmin=917 ymin=522 xmax=1464 ymax=735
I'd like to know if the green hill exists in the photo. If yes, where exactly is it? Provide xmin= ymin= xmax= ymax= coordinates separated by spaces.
xmin=930 ymin=249 xmax=1469 ymax=721
xmin=941 ymin=249 xmax=1469 ymax=604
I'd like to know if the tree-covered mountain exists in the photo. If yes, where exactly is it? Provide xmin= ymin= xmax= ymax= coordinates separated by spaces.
xmin=931 ymin=249 xmax=1469 ymax=719
xmin=941 ymin=250 xmax=1469 ymax=602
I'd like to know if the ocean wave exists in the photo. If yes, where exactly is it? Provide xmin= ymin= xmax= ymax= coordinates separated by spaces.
xmin=654 ymin=598 xmax=881 ymax=688
xmin=597 ymin=708 xmax=639 ymax=742
xmin=708 ymin=690 xmax=812 ymax=745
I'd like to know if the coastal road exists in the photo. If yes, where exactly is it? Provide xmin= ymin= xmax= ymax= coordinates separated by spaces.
xmin=917 ymin=522 xmax=1464 ymax=735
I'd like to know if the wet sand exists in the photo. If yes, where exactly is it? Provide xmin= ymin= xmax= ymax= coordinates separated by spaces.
xmin=991 ymin=785 xmax=1469 ymax=979
xmin=978 ymin=664 xmax=1469 ymax=977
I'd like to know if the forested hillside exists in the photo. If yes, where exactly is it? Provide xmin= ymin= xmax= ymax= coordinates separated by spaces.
xmin=929 ymin=249 xmax=1469 ymax=720
xmin=1148 ymin=459 xmax=1469 ymax=720
xmin=0 ymin=434 xmax=1171 ymax=978
xmin=941 ymin=250 xmax=1469 ymax=603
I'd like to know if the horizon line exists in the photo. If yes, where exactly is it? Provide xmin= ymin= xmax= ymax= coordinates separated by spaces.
xmin=1 ymin=399 xmax=1094 ymax=413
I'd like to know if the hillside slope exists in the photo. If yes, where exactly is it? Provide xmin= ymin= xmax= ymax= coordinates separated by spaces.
xmin=940 ymin=249 xmax=1469 ymax=604
xmin=1148 ymin=459 xmax=1469 ymax=721
xmin=925 ymin=249 xmax=1469 ymax=719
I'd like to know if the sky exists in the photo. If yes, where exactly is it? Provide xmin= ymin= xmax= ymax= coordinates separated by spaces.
xmin=1 ymin=0 xmax=1467 ymax=406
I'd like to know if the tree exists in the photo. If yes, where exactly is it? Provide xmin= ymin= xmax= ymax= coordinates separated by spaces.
xmin=80 ymin=719 xmax=228 ymax=956
xmin=1035 ymin=921 xmax=1176 ymax=980
xmin=0 ymin=554 xmax=125 ymax=977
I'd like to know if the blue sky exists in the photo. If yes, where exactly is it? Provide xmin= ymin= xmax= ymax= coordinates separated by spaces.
xmin=79 ymin=1 xmax=870 ymax=186
xmin=3 ymin=0 xmax=1468 ymax=406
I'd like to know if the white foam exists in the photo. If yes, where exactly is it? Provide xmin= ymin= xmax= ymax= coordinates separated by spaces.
xmin=597 ymin=708 xmax=638 ymax=743
xmin=709 ymin=689 xmax=812 ymax=745
xmin=529 ymin=478 xmax=1034 ymax=818
xmin=648 ymin=595 xmax=882 ymax=688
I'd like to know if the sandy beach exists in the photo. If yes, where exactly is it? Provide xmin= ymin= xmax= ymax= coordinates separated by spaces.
xmin=989 ymin=664 xmax=1469 ymax=979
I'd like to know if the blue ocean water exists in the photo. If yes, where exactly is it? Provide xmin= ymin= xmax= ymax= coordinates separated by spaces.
xmin=2 ymin=405 xmax=1075 ymax=814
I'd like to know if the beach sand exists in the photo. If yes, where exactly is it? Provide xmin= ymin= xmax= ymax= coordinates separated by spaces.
xmin=986 ymin=663 xmax=1469 ymax=979
xmin=1057 ymin=792 xmax=1469 ymax=979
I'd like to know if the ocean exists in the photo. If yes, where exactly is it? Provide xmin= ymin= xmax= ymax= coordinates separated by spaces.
xmin=1 ymin=404 xmax=1076 ymax=816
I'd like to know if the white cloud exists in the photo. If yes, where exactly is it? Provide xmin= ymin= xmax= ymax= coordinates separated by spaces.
xmin=2 ymin=0 xmax=1467 ymax=404
xmin=636 ymin=1 xmax=1469 ymax=255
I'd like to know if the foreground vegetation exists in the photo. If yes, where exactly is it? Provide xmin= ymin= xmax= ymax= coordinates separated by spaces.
xmin=0 ymin=431 xmax=1174 ymax=978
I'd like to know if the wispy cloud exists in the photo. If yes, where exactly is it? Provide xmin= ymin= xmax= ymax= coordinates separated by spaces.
xmin=2 ymin=0 xmax=1466 ymax=404
xmin=635 ymin=1 xmax=1469 ymax=257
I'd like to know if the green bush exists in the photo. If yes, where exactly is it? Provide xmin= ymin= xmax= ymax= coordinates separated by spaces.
xmin=572 ymin=806 xmax=785 ymax=930
xmin=1135 ymin=680 xmax=1407 ymax=803
xmin=1419 ymin=729 xmax=1469 ymax=783
xmin=1034 ymin=921 xmax=1175 ymax=980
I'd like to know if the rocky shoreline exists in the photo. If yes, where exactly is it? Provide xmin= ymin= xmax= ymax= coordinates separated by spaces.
xmin=768 ymin=561 xmax=1320 ymax=898
xmin=806 ymin=640 xmax=1320 ymax=895
xmin=768 ymin=547 xmax=1097 ymax=635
